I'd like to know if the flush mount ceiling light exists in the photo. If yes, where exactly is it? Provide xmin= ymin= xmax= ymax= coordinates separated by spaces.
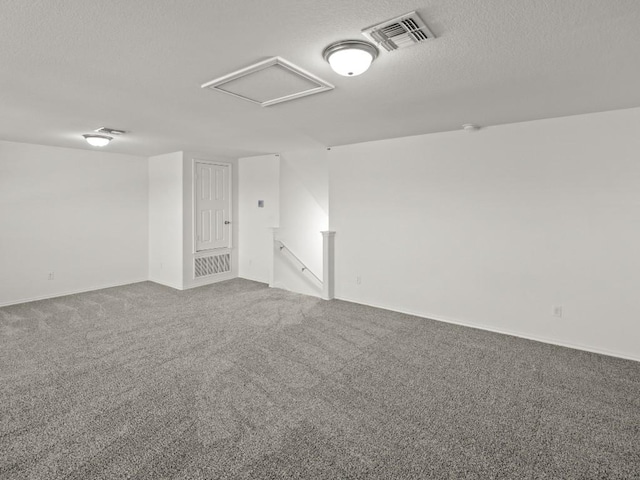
xmin=323 ymin=40 xmax=379 ymax=76
xmin=83 ymin=134 xmax=112 ymax=147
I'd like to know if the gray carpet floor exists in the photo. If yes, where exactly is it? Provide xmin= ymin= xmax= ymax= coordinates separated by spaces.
xmin=1 ymin=279 xmax=639 ymax=479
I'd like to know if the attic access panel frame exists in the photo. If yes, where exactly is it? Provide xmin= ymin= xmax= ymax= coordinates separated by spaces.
xmin=201 ymin=56 xmax=334 ymax=107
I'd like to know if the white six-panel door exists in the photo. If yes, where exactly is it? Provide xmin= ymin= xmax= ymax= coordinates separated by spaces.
xmin=195 ymin=162 xmax=231 ymax=251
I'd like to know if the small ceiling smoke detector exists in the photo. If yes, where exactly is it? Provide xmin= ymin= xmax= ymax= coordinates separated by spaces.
xmin=323 ymin=40 xmax=379 ymax=76
xmin=83 ymin=134 xmax=112 ymax=147
xmin=462 ymin=124 xmax=481 ymax=132
xmin=95 ymin=127 xmax=127 ymax=136
xmin=362 ymin=11 xmax=435 ymax=52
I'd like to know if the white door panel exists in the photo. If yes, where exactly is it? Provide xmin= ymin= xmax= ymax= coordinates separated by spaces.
xmin=195 ymin=162 xmax=231 ymax=251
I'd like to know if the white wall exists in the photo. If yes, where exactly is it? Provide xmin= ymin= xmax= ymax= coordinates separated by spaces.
xmin=148 ymin=152 xmax=184 ymax=289
xmin=329 ymin=108 xmax=640 ymax=361
xmin=0 ymin=140 xmax=148 ymax=306
xmin=238 ymin=154 xmax=280 ymax=283
xmin=148 ymin=152 xmax=238 ymax=290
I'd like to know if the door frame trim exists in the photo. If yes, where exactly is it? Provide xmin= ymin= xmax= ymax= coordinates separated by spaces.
xmin=192 ymin=158 xmax=233 ymax=253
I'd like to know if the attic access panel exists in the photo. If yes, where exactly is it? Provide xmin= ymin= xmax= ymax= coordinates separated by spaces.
xmin=201 ymin=57 xmax=334 ymax=107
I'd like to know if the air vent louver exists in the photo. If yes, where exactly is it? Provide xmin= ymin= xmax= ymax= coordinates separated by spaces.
xmin=194 ymin=253 xmax=230 ymax=278
xmin=362 ymin=11 xmax=435 ymax=52
xmin=95 ymin=127 xmax=127 ymax=135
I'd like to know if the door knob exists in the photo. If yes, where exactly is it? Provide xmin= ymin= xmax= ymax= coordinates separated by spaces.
xmin=224 ymin=221 xmax=231 ymax=225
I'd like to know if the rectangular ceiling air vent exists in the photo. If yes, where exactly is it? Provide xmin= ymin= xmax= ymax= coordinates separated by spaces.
xmin=95 ymin=127 xmax=127 ymax=135
xmin=362 ymin=11 xmax=435 ymax=52
xmin=201 ymin=57 xmax=334 ymax=107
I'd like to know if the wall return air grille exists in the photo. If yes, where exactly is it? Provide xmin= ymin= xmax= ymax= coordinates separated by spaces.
xmin=201 ymin=57 xmax=334 ymax=107
xmin=362 ymin=11 xmax=435 ymax=52
xmin=194 ymin=253 xmax=231 ymax=278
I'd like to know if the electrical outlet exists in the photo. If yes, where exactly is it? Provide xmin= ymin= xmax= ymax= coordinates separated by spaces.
xmin=553 ymin=306 xmax=563 ymax=318
xmin=356 ymin=275 xmax=362 ymax=285
xmin=48 ymin=272 xmax=55 ymax=281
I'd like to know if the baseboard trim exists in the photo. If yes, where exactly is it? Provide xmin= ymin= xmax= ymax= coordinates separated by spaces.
xmin=147 ymin=278 xmax=184 ymax=290
xmin=0 ymin=278 xmax=149 ymax=307
xmin=333 ymin=295 xmax=640 ymax=363
xmin=270 ymin=281 xmax=323 ymax=299
xmin=183 ymin=272 xmax=237 ymax=290
xmin=238 ymin=274 xmax=269 ymax=284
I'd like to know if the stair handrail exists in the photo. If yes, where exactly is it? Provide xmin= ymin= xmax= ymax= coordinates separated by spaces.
xmin=276 ymin=240 xmax=322 ymax=285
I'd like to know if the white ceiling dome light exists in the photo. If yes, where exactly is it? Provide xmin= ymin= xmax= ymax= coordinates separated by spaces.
xmin=323 ymin=40 xmax=378 ymax=77
xmin=83 ymin=134 xmax=113 ymax=147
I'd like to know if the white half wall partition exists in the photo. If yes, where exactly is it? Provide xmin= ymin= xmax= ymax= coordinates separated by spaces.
xmin=329 ymin=107 xmax=640 ymax=361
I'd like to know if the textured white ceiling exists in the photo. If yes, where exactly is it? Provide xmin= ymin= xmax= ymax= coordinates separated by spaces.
xmin=1 ymin=0 xmax=639 ymax=157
